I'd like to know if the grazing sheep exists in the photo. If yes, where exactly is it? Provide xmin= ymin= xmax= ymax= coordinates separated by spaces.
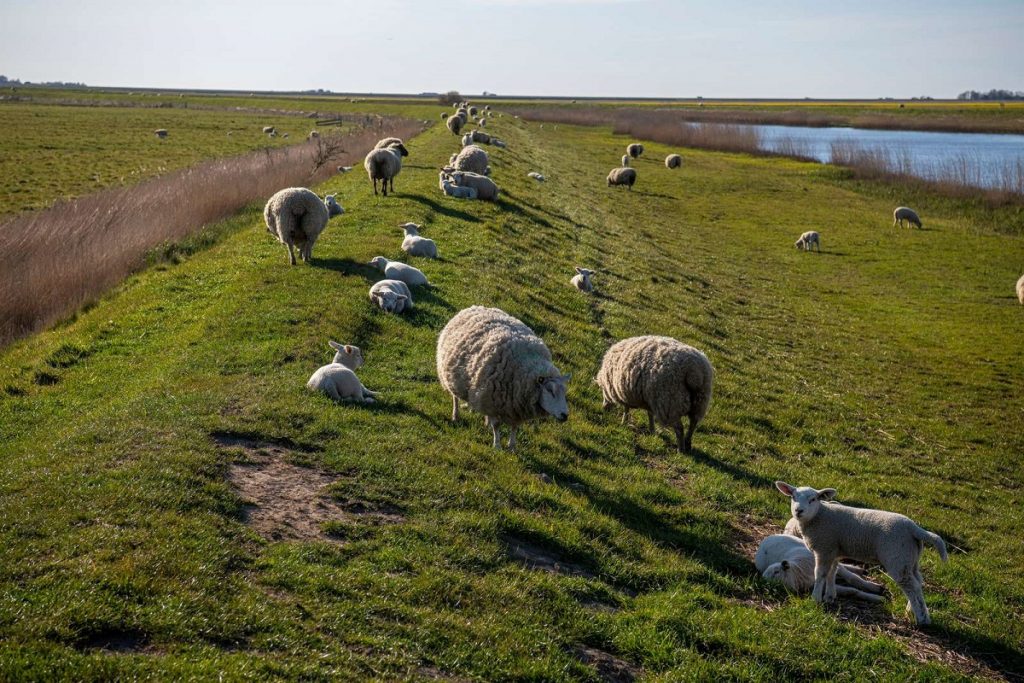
xmin=527 ymin=172 xmax=546 ymax=181
xmin=369 ymin=279 xmax=413 ymax=314
xmin=596 ymin=336 xmax=713 ymax=453
xmin=453 ymin=145 xmax=489 ymax=175
xmin=436 ymin=306 xmax=570 ymax=450
xmin=468 ymin=106 xmax=478 ymax=116
xmin=263 ymin=188 xmax=344 ymax=265
xmin=368 ymin=256 xmax=429 ymax=286
xmin=795 ymin=230 xmax=821 ymax=252
xmin=441 ymin=112 xmax=449 ymax=119
xmin=154 ymin=129 xmax=168 ymax=139
xmin=306 ymin=341 xmax=378 ymax=403
xmin=364 ymin=144 xmax=406 ymax=196
xmin=1017 ymin=274 xmax=1024 ymax=304
xmin=441 ymin=177 xmax=478 ymax=199
xmin=775 ymin=481 xmax=949 ymax=626
xmin=627 ymin=143 xmax=644 ymax=159
xmin=570 ymin=267 xmax=594 ymax=292
xmin=262 ymin=126 xmax=276 ymax=134
xmin=665 ymin=154 xmax=682 ymax=169
xmin=308 ymin=130 xmax=320 ymax=140
xmin=446 ymin=115 xmax=463 ymax=135
xmin=755 ymin=535 xmax=886 ymax=602
xmin=607 ymin=167 xmax=637 ymax=190
xmin=621 ymin=154 xmax=630 ymax=167
xmin=374 ymin=137 xmax=410 ymax=156
xmin=893 ymin=206 xmax=922 ymax=229
xmin=337 ymin=165 xmax=353 ymax=173
xmin=399 ymin=222 xmax=438 ymax=258
xmin=445 ymin=170 xmax=499 ymax=201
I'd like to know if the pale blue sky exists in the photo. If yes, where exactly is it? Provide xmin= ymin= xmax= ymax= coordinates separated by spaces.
xmin=0 ymin=0 xmax=1020 ymax=98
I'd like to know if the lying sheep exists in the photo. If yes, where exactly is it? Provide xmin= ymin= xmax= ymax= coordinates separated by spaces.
xmin=492 ymin=139 xmax=507 ymax=149
xmin=453 ymin=145 xmax=489 ymax=175
xmin=527 ymin=172 xmax=546 ymax=182
xmin=665 ymin=154 xmax=682 ymax=169
xmin=784 ymin=517 xmax=802 ymax=537
xmin=597 ymin=336 xmax=713 ymax=453
xmin=607 ymin=167 xmax=637 ymax=190
xmin=756 ymin=534 xmax=885 ymax=602
xmin=441 ymin=177 xmax=478 ymax=199
xmin=364 ymin=141 xmax=408 ymax=196
xmin=446 ymin=170 xmax=498 ymax=201
xmin=795 ymin=230 xmax=821 ymax=252
xmin=369 ymin=279 xmax=413 ymax=314
xmin=399 ymin=222 xmax=438 ymax=258
xmin=437 ymin=306 xmax=570 ymax=450
xmin=627 ymin=143 xmax=644 ymax=159
xmin=263 ymin=188 xmax=344 ymax=265
xmin=621 ymin=154 xmax=630 ymax=167
xmin=368 ymin=256 xmax=429 ymax=286
xmin=1017 ymin=274 xmax=1024 ymax=304
xmin=570 ymin=267 xmax=594 ymax=292
xmin=262 ymin=126 xmax=276 ymax=135
xmin=893 ymin=206 xmax=922 ymax=229
xmin=154 ymin=129 xmax=168 ymax=139
xmin=775 ymin=481 xmax=949 ymax=625
xmin=306 ymin=341 xmax=378 ymax=403
xmin=469 ymin=129 xmax=491 ymax=144
xmin=461 ymin=133 xmax=473 ymax=147
xmin=337 ymin=165 xmax=353 ymax=173
xmin=446 ymin=116 xmax=463 ymax=135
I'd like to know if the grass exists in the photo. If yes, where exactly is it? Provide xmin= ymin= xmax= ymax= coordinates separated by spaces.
xmin=1 ymin=107 xmax=1023 ymax=680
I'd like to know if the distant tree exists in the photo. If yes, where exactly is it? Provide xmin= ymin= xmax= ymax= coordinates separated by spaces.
xmin=438 ymin=90 xmax=462 ymax=105
xmin=957 ymin=88 xmax=1024 ymax=101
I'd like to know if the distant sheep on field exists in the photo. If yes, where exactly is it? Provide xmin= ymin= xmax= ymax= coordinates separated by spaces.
xmin=570 ymin=267 xmax=594 ymax=292
xmin=665 ymin=154 xmax=682 ymax=169
xmin=627 ymin=143 xmax=644 ymax=159
xmin=621 ymin=155 xmax=630 ymax=167
xmin=369 ymin=279 xmax=413 ymax=314
xmin=1018 ymin=274 xmax=1024 ymax=304
xmin=446 ymin=116 xmax=463 ymax=135
xmin=364 ymin=140 xmax=409 ymax=196
xmin=795 ymin=231 xmax=821 ymax=252
xmin=607 ymin=167 xmax=636 ymax=190
xmin=154 ymin=129 xmax=168 ymax=139
xmin=893 ymin=206 xmax=922 ymax=229
xmin=307 ymin=341 xmax=378 ymax=404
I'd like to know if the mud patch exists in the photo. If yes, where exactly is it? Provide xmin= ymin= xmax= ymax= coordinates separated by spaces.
xmin=573 ymin=645 xmax=642 ymax=683
xmin=503 ymin=535 xmax=595 ymax=579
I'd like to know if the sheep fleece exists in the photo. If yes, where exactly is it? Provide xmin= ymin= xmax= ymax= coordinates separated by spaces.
xmin=263 ymin=188 xmax=329 ymax=248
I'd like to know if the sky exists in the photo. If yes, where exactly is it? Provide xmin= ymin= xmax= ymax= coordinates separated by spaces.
xmin=0 ymin=0 xmax=1020 ymax=98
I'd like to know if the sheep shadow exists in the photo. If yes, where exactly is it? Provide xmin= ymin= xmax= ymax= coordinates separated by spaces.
xmin=404 ymin=194 xmax=482 ymax=223
xmin=313 ymin=257 xmax=380 ymax=281
xmin=633 ymin=190 xmax=677 ymax=200
xmin=362 ymin=396 xmax=446 ymax=431
xmin=686 ymin=446 xmax=776 ymax=489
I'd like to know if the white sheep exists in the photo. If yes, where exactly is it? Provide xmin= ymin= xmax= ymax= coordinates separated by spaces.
xmin=364 ymin=141 xmax=408 ymax=196
xmin=607 ymin=167 xmax=637 ymax=190
xmin=445 ymin=171 xmax=498 ymax=201
xmin=621 ymin=154 xmax=630 ymax=167
xmin=368 ymin=256 xmax=429 ymax=286
xmin=436 ymin=306 xmax=570 ymax=450
xmin=441 ymin=178 xmax=478 ymax=199
xmin=527 ymin=172 xmax=546 ymax=182
xmin=893 ymin=206 xmax=922 ymax=229
xmin=665 ymin=154 xmax=682 ymax=169
xmin=775 ymin=481 xmax=949 ymax=625
xmin=398 ymin=222 xmax=438 ymax=259
xmin=795 ymin=230 xmax=821 ymax=252
xmin=755 ymin=534 xmax=885 ymax=602
xmin=154 ymin=129 xmax=168 ymax=139
xmin=369 ymin=279 xmax=413 ymax=314
xmin=461 ymin=133 xmax=473 ymax=147
xmin=308 ymin=130 xmax=320 ymax=140
xmin=262 ymin=126 xmax=276 ymax=135
xmin=596 ymin=336 xmax=713 ymax=453
xmin=492 ymin=139 xmax=507 ymax=149
xmin=453 ymin=145 xmax=489 ymax=175
xmin=374 ymin=137 xmax=410 ymax=155
xmin=1017 ymin=274 xmax=1024 ymax=304
xmin=306 ymin=341 xmax=378 ymax=403
xmin=263 ymin=188 xmax=344 ymax=265
xmin=570 ymin=267 xmax=594 ymax=292
xmin=784 ymin=517 xmax=802 ymax=537
xmin=627 ymin=143 xmax=644 ymax=159
xmin=447 ymin=116 xmax=463 ymax=135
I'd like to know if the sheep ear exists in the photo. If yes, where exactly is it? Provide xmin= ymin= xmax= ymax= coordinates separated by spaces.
xmin=328 ymin=341 xmax=342 ymax=350
xmin=775 ymin=481 xmax=795 ymax=497
xmin=575 ymin=267 xmax=584 ymax=274
xmin=344 ymin=345 xmax=353 ymax=354
xmin=818 ymin=488 xmax=837 ymax=501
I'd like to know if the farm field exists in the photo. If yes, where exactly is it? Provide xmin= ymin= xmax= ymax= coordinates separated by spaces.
xmin=1 ymin=105 xmax=1023 ymax=680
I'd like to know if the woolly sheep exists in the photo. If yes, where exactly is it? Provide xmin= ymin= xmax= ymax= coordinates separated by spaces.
xmin=453 ymin=145 xmax=489 ymax=175
xmin=795 ymin=230 xmax=821 ymax=252
xmin=1017 ymin=274 xmax=1024 ymax=304
xmin=527 ymin=172 xmax=546 ymax=181
xmin=607 ymin=167 xmax=637 ymax=190
xmin=263 ymin=188 xmax=344 ymax=265
xmin=441 ymin=112 xmax=449 ymax=119
xmin=374 ymin=137 xmax=410 ymax=156
xmin=468 ymin=106 xmax=478 ymax=116
xmin=461 ymin=133 xmax=473 ymax=147
xmin=446 ymin=116 xmax=463 ymax=135
xmin=784 ymin=517 xmax=802 ymax=537
xmin=755 ymin=534 xmax=885 ymax=602
xmin=399 ymin=222 xmax=438 ymax=259
xmin=364 ymin=144 xmax=407 ymax=196
xmin=469 ymin=129 xmax=491 ymax=144
xmin=308 ymin=130 xmax=320 ymax=140
xmin=775 ymin=481 xmax=949 ymax=625
xmin=337 ymin=165 xmax=353 ymax=173
xmin=306 ymin=341 xmax=378 ymax=403
xmin=596 ymin=336 xmax=713 ymax=453
xmin=436 ymin=306 xmax=570 ymax=450
xmin=441 ymin=178 xmax=478 ymax=199
xmin=665 ymin=154 xmax=682 ymax=169
xmin=262 ymin=126 xmax=276 ymax=134
xmin=154 ymin=129 xmax=168 ymax=139
xmin=446 ymin=171 xmax=498 ymax=201
xmin=627 ymin=143 xmax=644 ymax=159
xmin=621 ymin=154 xmax=630 ymax=167
xmin=368 ymin=256 xmax=429 ymax=286
xmin=570 ymin=267 xmax=594 ymax=292
xmin=492 ymin=139 xmax=507 ymax=149
xmin=893 ymin=206 xmax=922 ymax=229
xmin=369 ymin=279 xmax=413 ymax=314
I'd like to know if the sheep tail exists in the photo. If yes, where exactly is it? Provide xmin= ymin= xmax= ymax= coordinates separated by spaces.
xmin=913 ymin=525 xmax=948 ymax=562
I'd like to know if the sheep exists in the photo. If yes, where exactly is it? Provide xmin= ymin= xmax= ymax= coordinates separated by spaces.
xmin=607 ymin=167 xmax=637 ymax=190
xmin=665 ymin=154 xmax=682 ymax=169
xmin=364 ymin=144 xmax=406 ymax=196
xmin=468 ymin=106 xmax=478 ymax=116
xmin=446 ymin=115 xmax=463 ymax=135
xmin=445 ymin=171 xmax=498 ymax=201
xmin=337 ymin=165 xmax=353 ymax=173
xmin=893 ymin=206 xmax=922 ymax=229
xmin=492 ymin=139 xmax=507 ymax=149
xmin=154 ymin=129 xmax=168 ymax=139
xmin=306 ymin=341 xmax=378 ymax=403
xmin=441 ymin=112 xmax=449 ymax=119
xmin=596 ymin=335 xmax=713 ymax=453
xmin=461 ymin=133 xmax=474 ymax=147
xmin=368 ymin=256 xmax=429 ymax=286
xmin=1017 ymin=274 xmax=1024 ymax=304
xmin=795 ymin=230 xmax=821 ymax=252
xmin=527 ymin=172 xmax=546 ymax=182
xmin=570 ymin=267 xmax=594 ymax=292
xmin=262 ymin=126 xmax=276 ymax=134
xmin=398 ymin=222 xmax=438 ymax=259
xmin=755 ymin=534 xmax=886 ymax=602
xmin=469 ymin=129 xmax=491 ymax=144
xmin=453 ymin=145 xmax=489 ymax=175
xmin=775 ymin=481 xmax=949 ymax=626
xmin=784 ymin=517 xmax=802 ymax=537
xmin=441 ymin=178 xmax=478 ymax=199
xmin=627 ymin=143 xmax=644 ymax=159
xmin=436 ymin=306 xmax=570 ymax=450
xmin=369 ymin=279 xmax=413 ymax=314
xmin=621 ymin=154 xmax=630 ymax=167
xmin=263 ymin=188 xmax=344 ymax=265
xmin=374 ymin=137 xmax=410 ymax=156
xmin=308 ymin=130 xmax=320 ymax=140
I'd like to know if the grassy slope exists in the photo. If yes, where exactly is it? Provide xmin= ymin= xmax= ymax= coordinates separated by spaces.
xmin=1 ymin=112 xmax=1023 ymax=680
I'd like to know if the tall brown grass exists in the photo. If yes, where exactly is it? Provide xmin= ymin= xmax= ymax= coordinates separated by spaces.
xmin=0 ymin=118 xmax=422 ymax=346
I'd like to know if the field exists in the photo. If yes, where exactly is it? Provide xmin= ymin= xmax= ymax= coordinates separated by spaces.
xmin=1 ymin=95 xmax=1023 ymax=680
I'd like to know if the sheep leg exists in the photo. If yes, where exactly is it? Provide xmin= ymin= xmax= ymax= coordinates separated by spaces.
xmin=507 ymin=425 xmax=519 ymax=452
xmin=835 ymin=585 xmax=886 ymax=603
xmin=647 ymin=411 xmax=655 ymax=433
xmin=836 ymin=565 xmax=884 ymax=594
xmin=287 ymin=243 xmax=296 ymax=266
xmin=677 ymin=418 xmax=696 ymax=453
xmin=487 ymin=416 xmax=501 ymax=449
xmin=895 ymin=571 xmax=931 ymax=626
xmin=824 ymin=559 xmax=840 ymax=602
xmin=451 ymin=394 xmax=460 ymax=422
xmin=811 ymin=552 xmax=837 ymax=603
xmin=372 ymin=178 xmax=378 ymax=196
xmin=323 ymin=383 xmax=342 ymax=402
xmin=621 ymin=408 xmax=630 ymax=425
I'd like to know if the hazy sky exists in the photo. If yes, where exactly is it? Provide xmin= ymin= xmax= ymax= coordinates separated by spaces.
xmin=1 ymin=0 xmax=1020 ymax=98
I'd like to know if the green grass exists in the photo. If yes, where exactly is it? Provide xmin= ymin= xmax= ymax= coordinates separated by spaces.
xmin=1 ymin=109 xmax=1022 ymax=680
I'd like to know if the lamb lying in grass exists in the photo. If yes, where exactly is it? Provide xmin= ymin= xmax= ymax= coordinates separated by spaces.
xmin=306 ymin=341 xmax=378 ymax=404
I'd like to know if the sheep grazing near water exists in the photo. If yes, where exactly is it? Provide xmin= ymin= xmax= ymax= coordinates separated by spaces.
xmin=399 ymin=222 xmax=438 ymax=258
xmin=306 ymin=341 xmax=378 ymax=404
xmin=364 ymin=141 xmax=408 ymax=196
xmin=437 ymin=306 xmax=570 ymax=450
xmin=775 ymin=481 xmax=949 ymax=626
xmin=368 ymin=256 xmax=429 ymax=286
xmin=755 ymin=535 xmax=886 ymax=602
xmin=665 ymin=154 xmax=682 ymax=169
xmin=446 ymin=115 xmax=463 ymax=135
xmin=1017 ymin=274 xmax=1024 ymax=304
xmin=263 ymin=188 xmax=344 ymax=265
xmin=453 ymin=145 xmax=489 ymax=175
xmin=597 ymin=336 xmax=713 ymax=453
xmin=445 ymin=170 xmax=499 ymax=201
xmin=154 ymin=129 xmax=168 ymax=139
xmin=795 ymin=230 xmax=821 ymax=252
xmin=607 ymin=167 xmax=637 ymax=190
xmin=893 ymin=206 xmax=922 ymax=229
xmin=570 ymin=267 xmax=594 ymax=292
xmin=369 ymin=279 xmax=413 ymax=314
xmin=627 ymin=143 xmax=644 ymax=159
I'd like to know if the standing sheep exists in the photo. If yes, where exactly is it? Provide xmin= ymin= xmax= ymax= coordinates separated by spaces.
xmin=755 ymin=534 xmax=885 ymax=602
xmin=795 ymin=230 xmax=821 ymax=252
xmin=453 ymin=145 xmax=490 ymax=175
xmin=627 ymin=143 xmax=644 ymax=159
xmin=621 ymin=154 xmax=630 ymax=167
xmin=570 ymin=267 xmax=595 ymax=292
xmin=399 ymin=222 xmax=438 ymax=258
xmin=263 ymin=188 xmax=344 ymax=265
xmin=306 ymin=341 xmax=378 ymax=403
xmin=775 ymin=481 xmax=949 ymax=626
xmin=607 ymin=167 xmax=637 ymax=190
xmin=369 ymin=279 xmax=413 ymax=314
xmin=447 ymin=116 xmax=463 ymax=135
xmin=893 ymin=206 xmax=922 ymax=229
xmin=665 ymin=154 xmax=682 ymax=169
xmin=374 ymin=137 xmax=410 ymax=156
xmin=437 ymin=306 xmax=570 ymax=450
xmin=364 ymin=144 xmax=406 ymax=196
xmin=368 ymin=256 xmax=429 ymax=286
xmin=1017 ymin=274 xmax=1024 ymax=304
xmin=596 ymin=336 xmax=713 ymax=453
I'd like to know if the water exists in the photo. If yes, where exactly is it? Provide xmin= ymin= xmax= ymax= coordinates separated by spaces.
xmin=750 ymin=124 xmax=1024 ymax=192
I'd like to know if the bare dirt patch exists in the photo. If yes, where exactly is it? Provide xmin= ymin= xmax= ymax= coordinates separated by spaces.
xmin=573 ymin=645 xmax=642 ymax=683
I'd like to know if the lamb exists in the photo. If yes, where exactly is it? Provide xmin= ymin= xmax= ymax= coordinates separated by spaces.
xmin=893 ymin=206 xmax=922 ymax=229
xmin=607 ymin=167 xmax=637 ymax=190
xmin=441 ymin=178 xmax=478 ymax=199
xmin=262 ymin=126 xmax=276 ymax=134
xmin=775 ymin=481 xmax=949 ymax=625
xmin=374 ymin=137 xmax=410 ymax=156
xmin=621 ymin=155 xmax=630 ymax=167
xmin=263 ymin=188 xmax=344 ymax=265
xmin=596 ymin=336 xmax=713 ymax=453
xmin=369 ymin=279 xmax=413 ymax=314
xmin=665 ymin=154 xmax=682 ymax=169
xmin=445 ymin=171 xmax=499 ymax=201
xmin=461 ymin=133 xmax=474 ymax=147
xmin=399 ymin=222 xmax=438 ymax=258
xmin=1017 ymin=274 xmax=1024 ymax=304
xmin=447 ymin=115 xmax=463 ymax=135
xmin=306 ymin=341 xmax=378 ymax=403
xmin=570 ymin=267 xmax=594 ymax=292
xmin=527 ymin=172 xmax=546 ymax=181
xmin=795 ymin=230 xmax=821 ymax=252
xmin=784 ymin=517 xmax=802 ymax=537
xmin=364 ymin=143 xmax=407 ymax=196
xmin=755 ymin=534 xmax=885 ymax=602
xmin=436 ymin=306 xmax=570 ymax=450
xmin=154 ymin=129 xmax=168 ymax=139
xmin=308 ymin=130 xmax=320 ymax=140
xmin=627 ymin=143 xmax=644 ymax=159
xmin=453 ymin=145 xmax=489 ymax=175
xmin=368 ymin=256 xmax=429 ymax=286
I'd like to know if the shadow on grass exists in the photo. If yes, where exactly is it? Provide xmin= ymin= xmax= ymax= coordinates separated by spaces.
xmin=404 ymin=194 xmax=483 ymax=223
xmin=313 ymin=257 xmax=380 ymax=281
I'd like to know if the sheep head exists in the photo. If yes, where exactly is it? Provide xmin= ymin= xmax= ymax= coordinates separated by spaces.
xmin=328 ymin=340 xmax=363 ymax=370
xmin=775 ymin=481 xmax=836 ymax=524
xmin=537 ymin=374 xmax=571 ymax=422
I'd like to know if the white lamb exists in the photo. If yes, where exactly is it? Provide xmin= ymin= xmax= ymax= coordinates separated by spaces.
xmin=399 ymin=222 xmax=438 ymax=259
xmin=570 ymin=267 xmax=594 ymax=292
xmin=755 ymin=534 xmax=885 ymax=602
xmin=306 ymin=341 xmax=378 ymax=403
xmin=369 ymin=279 xmax=413 ymax=314
xmin=527 ymin=172 xmax=546 ymax=182
xmin=795 ymin=230 xmax=821 ymax=252
xmin=893 ymin=206 xmax=922 ymax=229
xmin=1017 ymin=274 xmax=1024 ymax=305
xmin=368 ymin=256 xmax=429 ymax=286
xmin=440 ymin=177 xmax=478 ymax=199
xmin=775 ymin=481 xmax=949 ymax=625
xmin=263 ymin=188 xmax=344 ymax=265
